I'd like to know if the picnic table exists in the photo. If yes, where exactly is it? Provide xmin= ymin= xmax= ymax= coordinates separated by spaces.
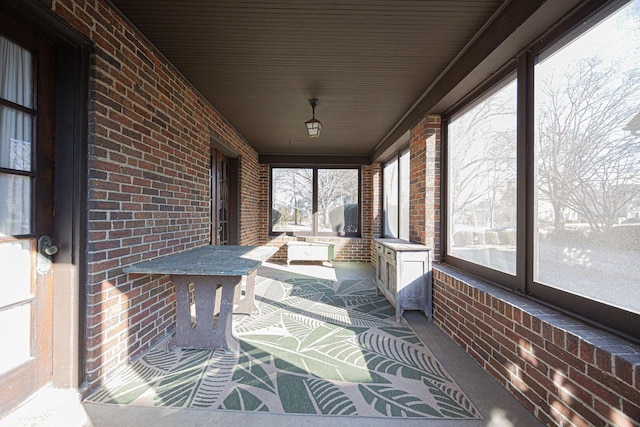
xmin=124 ymin=245 xmax=277 ymax=354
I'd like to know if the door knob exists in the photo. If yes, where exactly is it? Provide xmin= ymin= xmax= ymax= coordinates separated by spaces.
xmin=37 ymin=235 xmax=58 ymax=274
xmin=38 ymin=235 xmax=58 ymax=256
xmin=44 ymin=245 xmax=59 ymax=256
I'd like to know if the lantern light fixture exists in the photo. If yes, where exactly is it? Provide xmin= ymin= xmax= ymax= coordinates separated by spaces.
xmin=305 ymin=98 xmax=322 ymax=138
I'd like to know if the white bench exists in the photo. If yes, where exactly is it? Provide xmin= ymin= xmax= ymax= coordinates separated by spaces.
xmin=286 ymin=241 xmax=334 ymax=266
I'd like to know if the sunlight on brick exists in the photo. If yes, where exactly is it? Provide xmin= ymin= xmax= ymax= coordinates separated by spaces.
xmin=552 ymin=370 xmax=572 ymax=403
xmin=554 ymin=372 xmax=580 ymax=406
xmin=551 ymin=400 xmax=573 ymax=426
xmin=517 ymin=339 xmax=538 ymax=367
xmin=507 ymin=362 xmax=528 ymax=392
xmin=608 ymin=409 xmax=635 ymax=427
xmin=551 ymin=371 xmax=594 ymax=427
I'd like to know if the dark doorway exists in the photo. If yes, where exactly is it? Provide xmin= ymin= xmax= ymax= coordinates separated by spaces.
xmin=210 ymin=144 xmax=238 ymax=245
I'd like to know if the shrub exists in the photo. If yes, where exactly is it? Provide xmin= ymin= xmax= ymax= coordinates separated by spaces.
xmin=544 ymin=229 xmax=587 ymax=245
xmin=271 ymin=209 xmax=281 ymax=227
xmin=473 ymin=231 xmax=485 ymax=244
xmin=484 ymin=230 xmax=500 ymax=245
xmin=601 ymin=225 xmax=640 ymax=250
xmin=329 ymin=204 xmax=358 ymax=233
xmin=498 ymin=229 xmax=516 ymax=245
xmin=453 ymin=231 xmax=474 ymax=247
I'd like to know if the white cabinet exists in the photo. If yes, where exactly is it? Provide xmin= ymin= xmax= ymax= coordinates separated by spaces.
xmin=374 ymin=238 xmax=431 ymax=322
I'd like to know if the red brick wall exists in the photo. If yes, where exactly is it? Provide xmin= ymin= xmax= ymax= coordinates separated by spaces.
xmin=258 ymin=164 xmax=271 ymax=243
xmin=433 ymin=267 xmax=640 ymax=427
xmin=409 ymin=115 xmax=441 ymax=259
xmin=51 ymin=0 xmax=379 ymax=390
xmin=49 ymin=0 xmax=262 ymax=389
xmin=360 ymin=164 xmax=376 ymax=244
xmin=369 ymin=163 xmax=383 ymax=263
xmin=266 ymin=236 xmax=370 ymax=264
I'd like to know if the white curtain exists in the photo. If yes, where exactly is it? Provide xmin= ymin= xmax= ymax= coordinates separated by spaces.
xmin=0 ymin=35 xmax=33 ymax=236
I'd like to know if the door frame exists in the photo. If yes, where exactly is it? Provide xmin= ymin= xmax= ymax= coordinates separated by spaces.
xmin=0 ymin=1 xmax=90 ymax=393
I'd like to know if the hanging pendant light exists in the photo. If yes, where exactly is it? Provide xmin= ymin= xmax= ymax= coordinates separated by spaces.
xmin=305 ymin=98 xmax=322 ymax=138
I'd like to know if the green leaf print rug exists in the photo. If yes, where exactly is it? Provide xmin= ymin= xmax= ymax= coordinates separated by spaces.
xmin=87 ymin=274 xmax=481 ymax=419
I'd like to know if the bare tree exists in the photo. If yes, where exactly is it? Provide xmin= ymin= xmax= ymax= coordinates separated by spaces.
xmin=317 ymin=169 xmax=358 ymax=230
xmin=485 ymin=129 xmax=517 ymax=229
xmin=449 ymin=83 xmax=517 ymax=230
xmin=272 ymin=168 xmax=312 ymax=226
xmin=272 ymin=168 xmax=358 ymax=230
xmin=536 ymin=57 xmax=640 ymax=231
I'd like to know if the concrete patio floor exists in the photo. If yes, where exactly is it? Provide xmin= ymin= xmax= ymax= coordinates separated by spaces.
xmin=0 ymin=262 xmax=542 ymax=427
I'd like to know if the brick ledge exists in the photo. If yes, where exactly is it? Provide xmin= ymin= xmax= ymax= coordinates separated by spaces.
xmin=433 ymin=263 xmax=640 ymax=360
xmin=432 ymin=263 xmax=640 ymax=426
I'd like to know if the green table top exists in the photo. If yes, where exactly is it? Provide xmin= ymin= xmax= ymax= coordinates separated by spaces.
xmin=123 ymin=245 xmax=278 ymax=276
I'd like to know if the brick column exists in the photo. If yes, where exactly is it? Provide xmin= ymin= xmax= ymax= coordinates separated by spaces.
xmin=257 ymin=164 xmax=270 ymax=244
xmin=364 ymin=163 xmax=382 ymax=263
xmin=409 ymin=115 xmax=441 ymax=259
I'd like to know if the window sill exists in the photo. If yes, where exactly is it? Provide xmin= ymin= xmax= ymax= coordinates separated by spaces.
xmin=432 ymin=262 xmax=640 ymax=363
xmin=269 ymin=232 xmax=362 ymax=239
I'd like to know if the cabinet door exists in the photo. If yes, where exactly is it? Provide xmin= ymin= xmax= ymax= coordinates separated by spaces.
xmin=396 ymin=251 xmax=430 ymax=312
xmin=375 ymin=244 xmax=385 ymax=285
xmin=398 ymin=259 xmax=427 ymax=299
xmin=386 ymin=258 xmax=397 ymax=294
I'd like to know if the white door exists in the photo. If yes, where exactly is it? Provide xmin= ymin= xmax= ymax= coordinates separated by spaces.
xmin=0 ymin=19 xmax=56 ymax=416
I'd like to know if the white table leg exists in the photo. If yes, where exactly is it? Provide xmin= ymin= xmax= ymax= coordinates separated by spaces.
xmin=233 ymin=270 xmax=259 ymax=315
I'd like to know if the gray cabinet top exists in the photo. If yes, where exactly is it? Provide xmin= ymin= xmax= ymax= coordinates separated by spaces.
xmin=123 ymin=245 xmax=278 ymax=276
xmin=374 ymin=238 xmax=431 ymax=252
